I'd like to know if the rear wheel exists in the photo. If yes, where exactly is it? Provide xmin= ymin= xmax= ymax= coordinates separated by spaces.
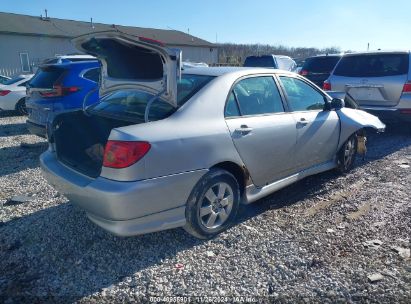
xmin=15 ymin=98 xmax=27 ymax=115
xmin=336 ymin=134 xmax=358 ymax=173
xmin=184 ymin=169 xmax=240 ymax=239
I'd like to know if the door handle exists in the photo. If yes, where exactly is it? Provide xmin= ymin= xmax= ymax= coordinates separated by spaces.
xmin=297 ymin=118 xmax=309 ymax=127
xmin=235 ymin=124 xmax=253 ymax=135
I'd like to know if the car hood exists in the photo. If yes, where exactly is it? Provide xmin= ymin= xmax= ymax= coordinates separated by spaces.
xmin=72 ymin=31 xmax=181 ymax=107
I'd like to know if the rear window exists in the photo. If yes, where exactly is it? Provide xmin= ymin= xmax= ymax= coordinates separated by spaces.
xmin=334 ymin=54 xmax=409 ymax=77
xmin=29 ymin=67 xmax=65 ymax=88
xmin=302 ymin=56 xmax=341 ymax=73
xmin=88 ymin=74 xmax=214 ymax=122
xmin=244 ymin=56 xmax=275 ymax=68
xmin=83 ymin=68 xmax=101 ymax=83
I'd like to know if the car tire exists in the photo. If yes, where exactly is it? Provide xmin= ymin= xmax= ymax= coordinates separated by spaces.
xmin=184 ymin=168 xmax=240 ymax=239
xmin=336 ymin=133 xmax=358 ymax=173
xmin=15 ymin=98 xmax=28 ymax=116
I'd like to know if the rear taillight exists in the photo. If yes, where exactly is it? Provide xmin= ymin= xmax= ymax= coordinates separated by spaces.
xmin=39 ymin=85 xmax=80 ymax=98
xmin=0 ymin=90 xmax=11 ymax=96
xmin=103 ymin=141 xmax=151 ymax=169
xmin=299 ymin=70 xmax=308 ymax=76
xmin=399 ymin=109 xmax=411 ymax=115
xmin=323 ymin=81 xmax=331 ymax=91
xmin=402 ymin=81 xmax=411 ymax=93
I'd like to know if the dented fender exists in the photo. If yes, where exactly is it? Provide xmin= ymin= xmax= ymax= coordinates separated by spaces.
xmin=336 ymin=108 xmax=386 ymax=150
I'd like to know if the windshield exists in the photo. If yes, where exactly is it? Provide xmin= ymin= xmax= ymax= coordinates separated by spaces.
xmin=303 ymin=56 xmax=341 ymax=73
xmin=3 ymin=76 xmax=25 ymax=85
xmin=88 ymin=74 xmax=214 ymax=122
xmin=334 ymin=54 xmax=409 ymax=77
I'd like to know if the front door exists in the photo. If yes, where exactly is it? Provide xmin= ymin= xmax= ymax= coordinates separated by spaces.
xmin=278 ymin=76 xmax=340 ymax=170
xmin=224 ymin=75 xmax=297 ymax=187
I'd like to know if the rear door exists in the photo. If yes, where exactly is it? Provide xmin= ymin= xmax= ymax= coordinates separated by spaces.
xmin=224 ymin=75 xmax=297 ymax=186
xmin=278 ymin=75 xmax=340 ymax=170
xmin=72 ymin=31 xmax=181 ymax=107
xmin=331 ymin=53 xmax=409 ymax=107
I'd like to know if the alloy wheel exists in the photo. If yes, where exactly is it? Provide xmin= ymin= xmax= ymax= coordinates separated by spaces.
xmin=344 ymin=136 xmax=356 ymax=167
xmin=199 ymin=182 xmax=234 ymax=229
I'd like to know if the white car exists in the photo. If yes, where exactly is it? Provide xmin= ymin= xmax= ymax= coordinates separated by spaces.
xmin=182 ymin=61 xmax=209 ymax=69
xmin=0 ymin=74 xmax=34 ymax=115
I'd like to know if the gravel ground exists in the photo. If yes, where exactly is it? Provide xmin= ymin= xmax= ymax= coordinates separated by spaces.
xmin=0 ymin=111 xmax=410 ymax=303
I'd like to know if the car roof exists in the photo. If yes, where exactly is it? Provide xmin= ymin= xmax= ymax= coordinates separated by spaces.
xmin=57 ymin=54 xmax=96 ymax=59
xmin=182 ymin=66 xmax=295 ymax=77
xmin=307 ymin=54 xmax=343 ymax=59
xmin=342 ymin=50 xmax=410 ymax=57
xmin=39 ymin=60 xmax=99 ymax=69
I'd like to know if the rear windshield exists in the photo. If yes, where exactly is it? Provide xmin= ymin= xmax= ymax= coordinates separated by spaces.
xmin=3 ymin=77 xmax=25 ymax=85
xmin=302 ymin=56 xmax=341 ymax=73
xmin=29 ymin=67 xmax=65 ymax=88
xmin=244 ymin=56 xmax=275 ymax=68
xmin=88 ymin=74 xmax=214 ymax=122
xmin=334 ymin=54 xmax=409 ymax=77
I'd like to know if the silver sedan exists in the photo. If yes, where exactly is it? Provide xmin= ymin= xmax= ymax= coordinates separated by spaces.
xmin=40 ymin=31 xmax=385 ymax=239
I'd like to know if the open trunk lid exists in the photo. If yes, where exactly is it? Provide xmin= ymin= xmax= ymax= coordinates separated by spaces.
xmin=72 ymin=31 xmax=181 ymax=107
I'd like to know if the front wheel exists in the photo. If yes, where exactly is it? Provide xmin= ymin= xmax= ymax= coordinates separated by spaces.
xmin=184 ymin=169 xmax=240 ymax=239
xmin=15 ymin=98 xmax=28 ymax=115
xmin=336 ymin=134 xmax=358 ymax=173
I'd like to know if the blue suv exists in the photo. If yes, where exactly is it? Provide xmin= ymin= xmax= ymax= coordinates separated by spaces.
xmin=26 ymin=59 xmax=100 ymax=137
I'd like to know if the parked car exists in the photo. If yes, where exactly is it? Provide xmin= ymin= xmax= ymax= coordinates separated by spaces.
xmin=0 ymin=75 xmax=11 ymax=84
xmin=26 ymin=59 xmax=100 ymax=138
xmin=40 ymin=32 xmax=385 ymax=239
xmin=299 ymin=54 xmax=342 ymax=87
xmin=324 ymin=51 xmax=411 ymax=124
xmin=293 ymin=58 xmax=306 ymax=74
xmin=244 ymin=55 xmax=297 ymax=71
xmin=0 ymin=74 xmax=34 ymax=114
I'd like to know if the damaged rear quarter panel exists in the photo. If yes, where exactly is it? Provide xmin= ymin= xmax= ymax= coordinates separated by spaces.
xmin=336 ymin=108 xmax=386 ymax=149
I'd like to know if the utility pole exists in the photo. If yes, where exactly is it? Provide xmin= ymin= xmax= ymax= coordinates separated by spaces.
xmin=367 ymin=43 xmax=370 ymax=51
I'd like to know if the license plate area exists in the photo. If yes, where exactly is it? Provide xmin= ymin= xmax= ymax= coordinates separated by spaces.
xmin=348 ymin=87 xmax=385 ymax=102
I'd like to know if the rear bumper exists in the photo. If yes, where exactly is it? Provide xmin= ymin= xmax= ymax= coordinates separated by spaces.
xmin=26 ymin=120 xmax=47 ymax=138
xmin=360 ymin=107 xmax=411 ymax=123
xmin=40 ymin=151 xmax=207 ymax=236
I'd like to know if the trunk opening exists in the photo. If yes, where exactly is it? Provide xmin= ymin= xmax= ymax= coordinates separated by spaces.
xmin=53 ymin=111 xmax=132 ymax=178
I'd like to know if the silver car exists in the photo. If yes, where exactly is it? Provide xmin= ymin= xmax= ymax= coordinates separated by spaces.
xmin=40 ymin=31 xmax=385 ymax=239
xmin=324 ymin=51 xmax=411 ymax=125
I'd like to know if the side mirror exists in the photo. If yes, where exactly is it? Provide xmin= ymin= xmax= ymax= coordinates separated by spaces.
xmin=330 ymin=98 xmax=345 ymax=110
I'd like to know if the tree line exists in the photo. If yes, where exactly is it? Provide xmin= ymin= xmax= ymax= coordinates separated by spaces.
xmin=217 ymin=43 xmax=341 ymax=65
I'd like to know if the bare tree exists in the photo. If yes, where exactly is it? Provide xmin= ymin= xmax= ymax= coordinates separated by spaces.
xmin=217 ymin=43 xmax=341 ymax=65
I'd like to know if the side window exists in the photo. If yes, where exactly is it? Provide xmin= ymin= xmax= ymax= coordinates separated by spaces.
xmin=231 ymin=76 xmax=284 ymax=116
xmin=225 ymin=92 xmax=240 ymax=117
xmin=83 ymin=68 xmax=101 ymax=83
xmin=279 ymin=76 xmax=325 ymax=111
